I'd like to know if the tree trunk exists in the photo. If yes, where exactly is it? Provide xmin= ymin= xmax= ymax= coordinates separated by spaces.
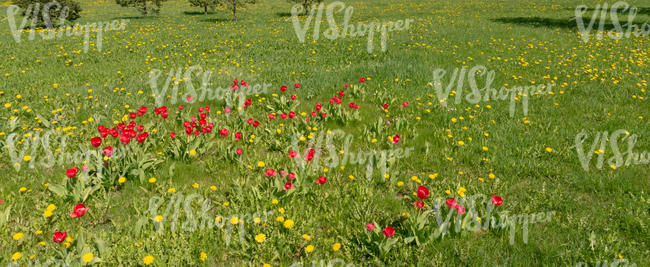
xmin=304 ymin=0 xmax=309 ymax=14
xmin=204 ymin=6 xmax=208 ymax=14
xmin=143 ymin=1 xmax=148 ymax=16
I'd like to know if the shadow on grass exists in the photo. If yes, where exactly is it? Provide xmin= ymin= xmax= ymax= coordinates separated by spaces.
xmin=112 ymin=16 xmax=157 ymax=20
xmin=183 ymin=11 xmax=217 ymax=15
xmin=565 ymin=6 xmax=650 ymax=16
xmin=200 ymin=18 xmax=234 ymax=23
xmin=491 ymin=17 xmax=619 ymax=31
xmin=276 ymin=12 xmax=307 ymax=17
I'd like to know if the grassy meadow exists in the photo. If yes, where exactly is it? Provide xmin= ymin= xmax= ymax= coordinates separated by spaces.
xmin=0 ymin=0 xmax=648 ymax=266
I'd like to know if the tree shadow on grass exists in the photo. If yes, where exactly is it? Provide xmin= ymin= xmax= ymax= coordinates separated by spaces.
xmin=183 ymin=11 xmax=217 ymax=15
xmin=491 ymin=17 xmax=619 ymax=31
xmin=200 ymin=18 xmax=234 ymax=23
xmin=276 ymin=12 xmax=309 ymax=17
xmin=112 ymin=16 xmax=157 ymax=20
xmin=565 ymin=6 xmax=650 ymax=16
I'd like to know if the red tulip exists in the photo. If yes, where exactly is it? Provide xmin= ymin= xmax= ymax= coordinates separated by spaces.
xmin=243 ymin=99 xmax=252 ymax=108
xmin=120 ymin=135 xmax=130 ymax=145
xmin=186 ymin=96 xmax=193 ymax=102
xmin=288 ymin=111 xmax=296 ymax=118
xmin=288 ymin=150 xmax=297 ymax=158
xmin=70 ymin=203 xmax=88 ymax=218
xmin=268 ymin=113 xmax=276 ymax=120
xmin=360 ymin=77 xmax=366 ymax=83
xmin=446 ymin=198 xmax=458 ymax=209
xmin=220 ymin=128 xmax=229 ymax=137
xmin=265 ymin=169 xmax=277 ymax=177
xmin=491 ymin=195 xmax=503 ymax=206
xmin=280 ymin=85 xmax=287 ymax=92
xmin=366 ymin=223 xmax=375 ymax=231
xmin=103 ymin=146 xmax=113 ymax=157
xmin=382 ymin=226 xmax=394 ymax=237
xmin=53 ymin=232 xmax=67 ymax=243
xmin=382 ymin=104 xmax=389 ymax=109
xmin=0 ymin=199 xmax=3 ymax=204
xmin=90 ymin=137 xmax=102 ymax=147
xmin=280 ymin=113 xmax=288 ymax=119
xmin=402 ymin=102 xmax=408 ymax=107
xmin=252 ymin=121 xmax=260 ymax=128
xmin=316 ymin=176 xmax=327 ymax=185
xmin=338 ymin=90 xmax=345 ymax=97
xmin=170 ymin=132 xmax=177 ymax=139
xmin=288 ymin=172 xmax=296 ymax=180
xmin=294 ymin=83 xmax=300 ymax=88
xmin=66 ymin=167 xmax=79 ymax=178
xmin=348 ymin=103 xmax=359 ymax=109
xmin=456 ymin=206 xmax=466 ymax=214
xmin=136 ymin=125 xmax=144 ymax=132
xmin=236 ymin=148 xmax=243 ymax=155
xmin=290 ymin=95 xmax=296 ymax=100
xmin=283 ymin=182 xmax=294 ymax=190
xmin=136 ymin=133 xmax=148 ymax=143
xmin=129 ymin=112 xmax=137 ymax=119
xmin=392 ymin=135 xmax=400 ymax=144
xmin=161 ymin=112 xmax=168 ymax=118
xmin=414 ymin=200 xmax=425 ymax=209
xmin=416 ymin=186 xmax=430 ymax=199
xmin=235 ymin=132 xmax=242 ymax=140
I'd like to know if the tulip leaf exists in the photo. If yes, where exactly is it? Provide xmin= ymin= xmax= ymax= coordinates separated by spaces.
xmin=48 ymin=184 xmax=67 ymax=197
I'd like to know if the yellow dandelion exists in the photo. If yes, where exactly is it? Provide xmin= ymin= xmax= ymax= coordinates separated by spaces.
xmin=255 ymin=234 xmax=266 ymax=243
xmin=143 ymin=255 xmax=154 ymax=265
xmin=82 ymin=253 xmax=93 ymax=263
xmin=283 ymin=219 xmax=294 ymax=229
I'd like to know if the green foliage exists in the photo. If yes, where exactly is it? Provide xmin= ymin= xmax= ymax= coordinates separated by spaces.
xmin=188 ymin=0 xmax=218 ymax=14
xmin=11 ymin=0 xmax=82 ymax=27
xmin=115 ymin=0 xmax=168 ymax=16
xmin=216 ymin=0 xmax=257 ymax=21
xmin=286 ymin=0 xmax=322 ymax=14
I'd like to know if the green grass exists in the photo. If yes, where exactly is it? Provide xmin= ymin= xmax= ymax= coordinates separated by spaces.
xmin=0 ymin=0 xmax=648 ymax=266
